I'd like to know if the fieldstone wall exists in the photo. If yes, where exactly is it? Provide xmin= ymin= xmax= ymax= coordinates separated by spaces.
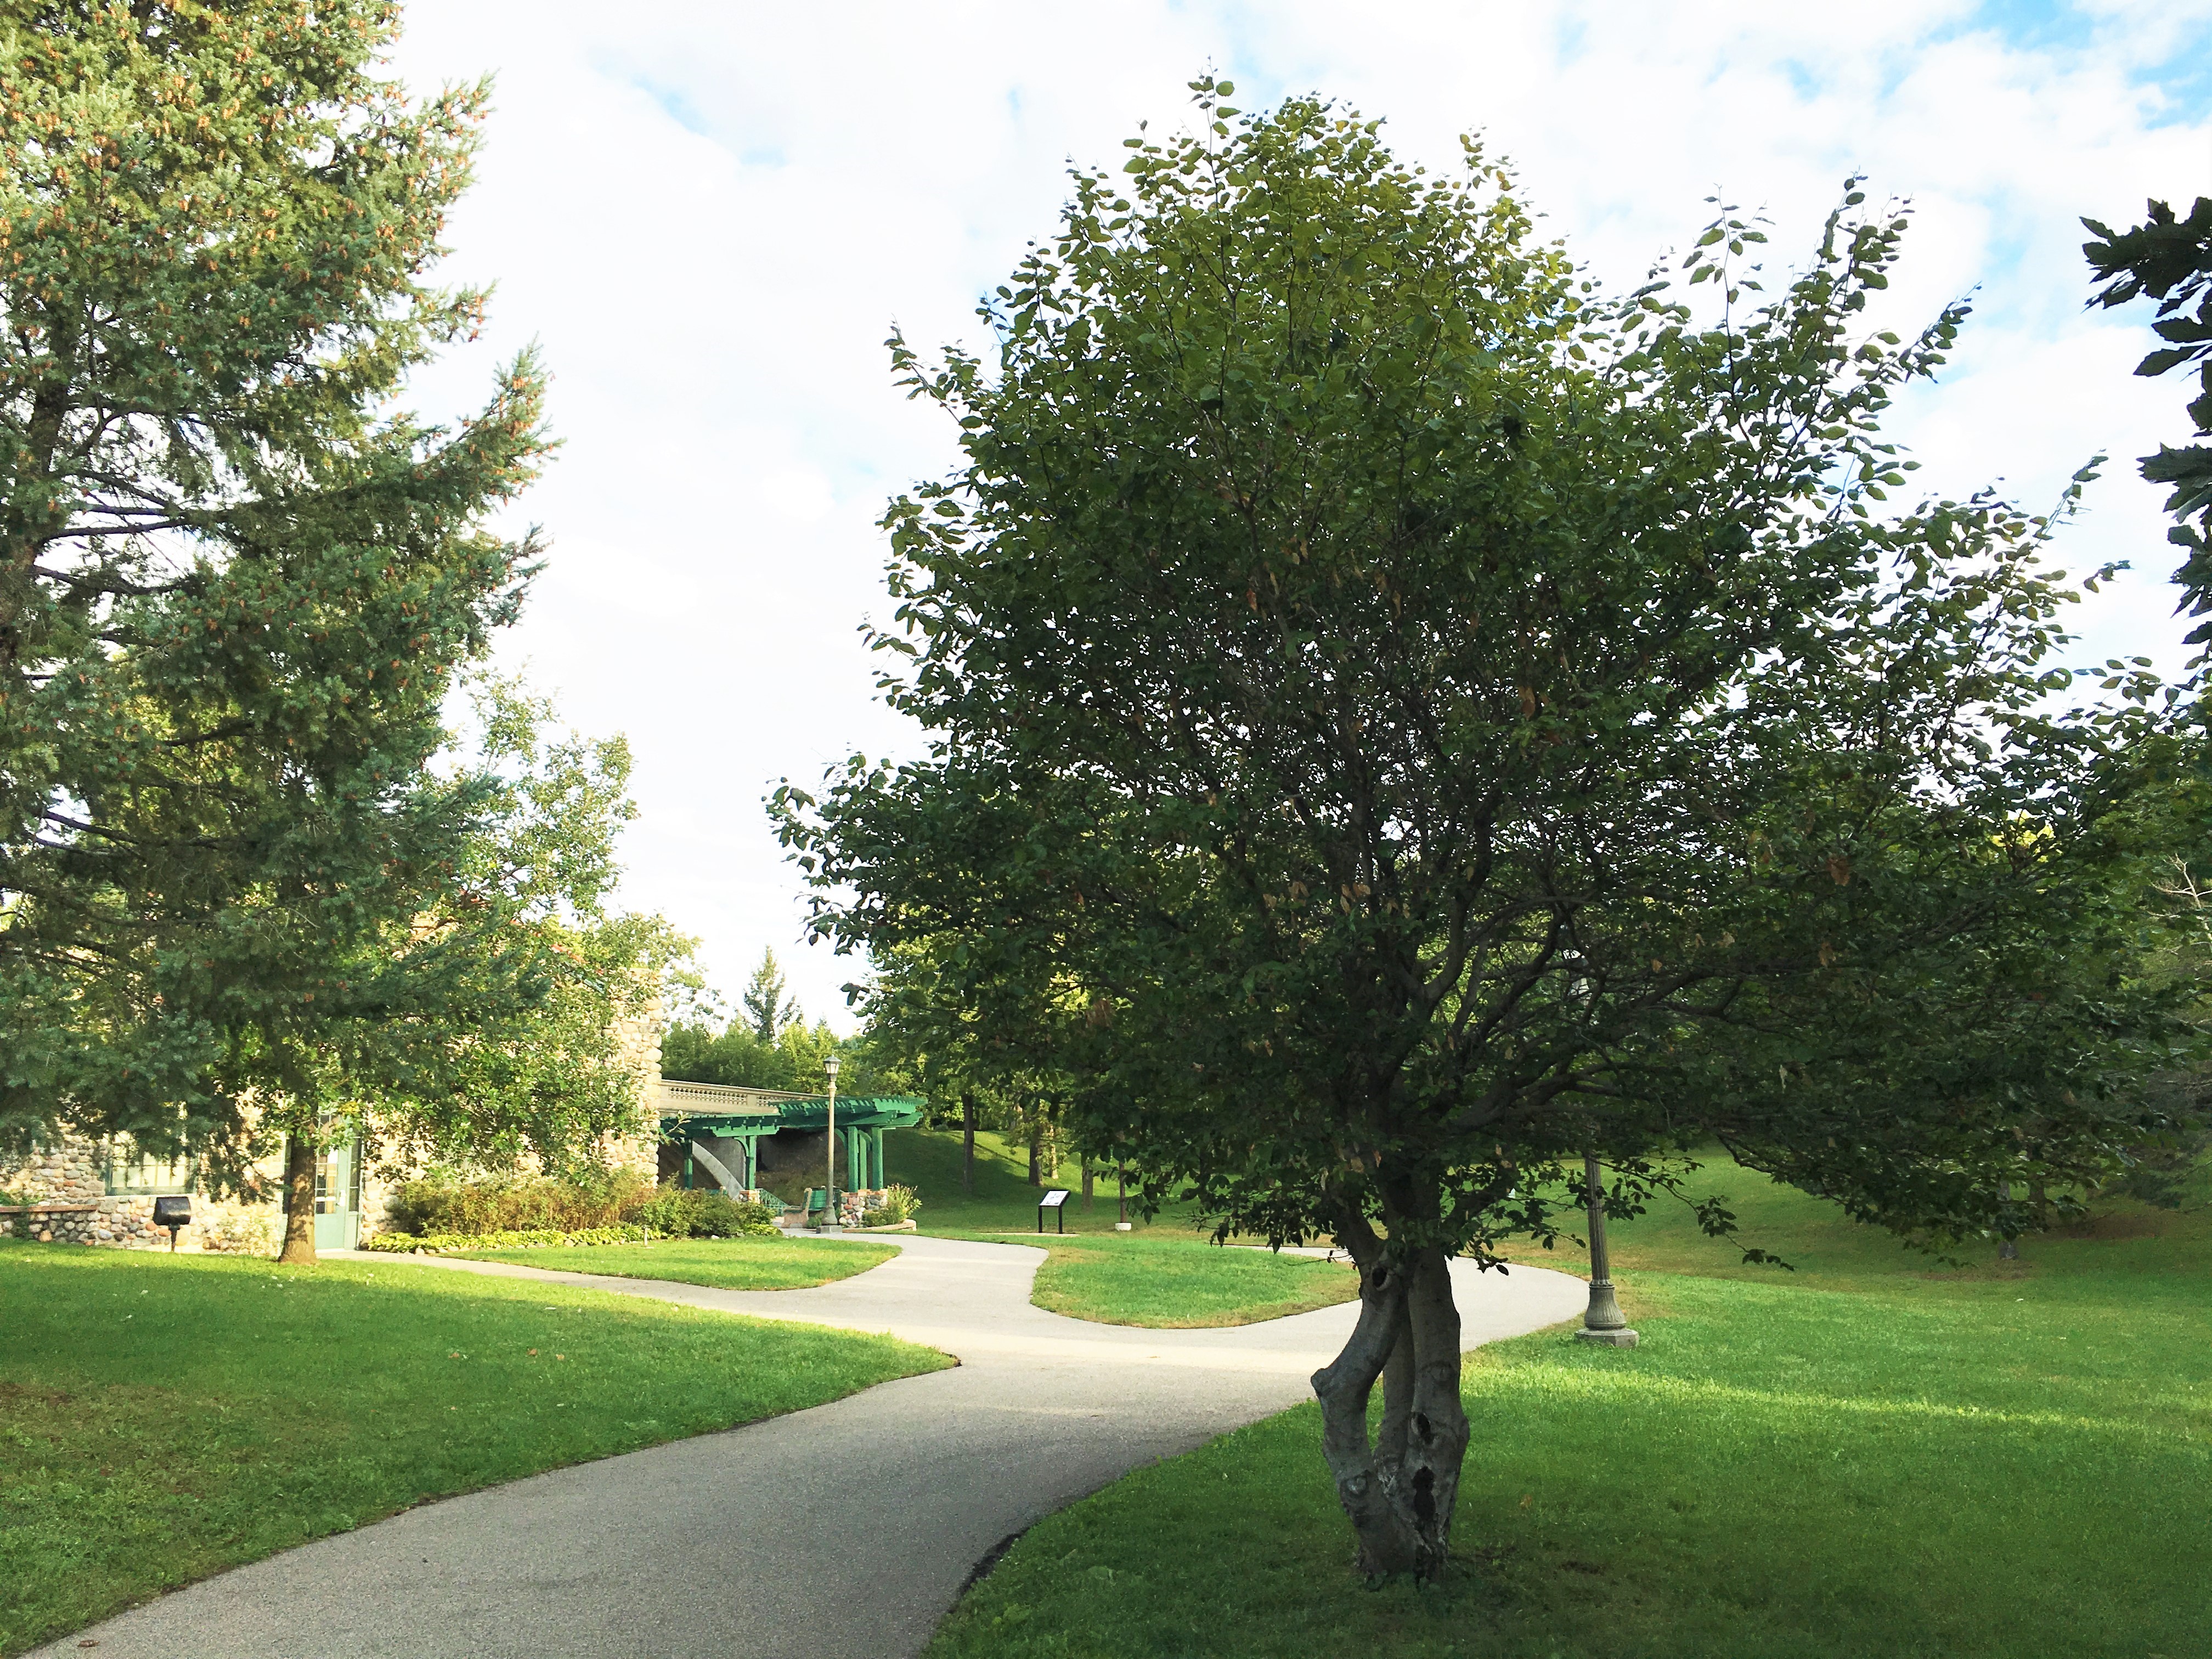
xmin=0 ymin=1130 xmax=280 ymax=1252
xmin=598 ymin=969 xmax=668 ymax=1178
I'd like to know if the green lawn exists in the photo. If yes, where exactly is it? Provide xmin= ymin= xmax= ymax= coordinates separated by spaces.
xmin=882 ymin=1127 xmax=1356 ymax=1327
xmin=0 ymin=1242 xmax=947 ymax=1657
xmin=929 ymin=1165 xmax=2212 ymax=1659
xmin=1018 ymin=1233 xmax=1356 ymax=1327
xmin=451 ymin=1234 xmax=898 ymax=1288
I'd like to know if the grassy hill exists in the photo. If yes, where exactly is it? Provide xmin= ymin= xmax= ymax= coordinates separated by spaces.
xmin=882 ymin=1125 xmax=1199 ymax=1235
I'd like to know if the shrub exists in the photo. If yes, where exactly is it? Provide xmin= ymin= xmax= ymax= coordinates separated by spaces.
xmin=861 ymin=1184 xmax=922 ymax=1228
xmin=361 ymin=1223 xmax=652 ymax=1254
xmin=382 ymin=1167 xmax=652 ymax=1237
xmin=633 ymin=1186 xmax=778 ymax=1238
xmin=624 ymin=1188 xmax=693 ymax=1238
xmin=626 ymin=1184 xmax=780 ymax=1239
xmin=687 ymin=1190 xmax=780 ymax=1238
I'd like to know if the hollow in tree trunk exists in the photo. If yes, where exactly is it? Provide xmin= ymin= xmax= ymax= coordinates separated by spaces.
xmin=961 ymin=1092 xmax=977 ymax=1195
xmin=277 ymin=1136 xmax=318 ymax=1265
xmin=1310 ymin=1226 xmax=1468 ymax=1579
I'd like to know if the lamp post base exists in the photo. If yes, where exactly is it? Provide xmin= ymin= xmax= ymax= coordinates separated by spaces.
xmin=1575 ymin=1327 xmax=1640 ymax=1347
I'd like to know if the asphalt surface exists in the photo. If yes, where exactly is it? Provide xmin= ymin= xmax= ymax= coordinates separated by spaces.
xmin=34 ymin=1233 xmax=1586 ymax=1659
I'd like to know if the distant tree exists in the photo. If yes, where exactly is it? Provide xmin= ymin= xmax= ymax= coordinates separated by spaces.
xmin=827 ymin=1022 xmax=921 ymax=1100
xmin=2085 ymin=196 xmax=2212 ymax=675
xmin=741 ymin=948 xmax=797 ymax=1042
xmin=661 ymin=1005 xmax=842 ymax=1096
xmin=0 ymin=3 xmax=552 ymax=1203
xmin=351 ymin=684 xmax=697 ymax=1227
xmin=782 ymin=87 xmax=2181 ymax=1579
xmin=661 ymin=1022 xmax=784 ymax=1090
xmin=854 ymin=934 xmax=1076 ymax=1188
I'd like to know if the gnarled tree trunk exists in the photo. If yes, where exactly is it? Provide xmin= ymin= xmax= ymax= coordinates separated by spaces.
xmin=1311 ymin=1238 xmax=1468 ymax=1578
xmin=278 ymin=1136 xmax=318 ymax=1265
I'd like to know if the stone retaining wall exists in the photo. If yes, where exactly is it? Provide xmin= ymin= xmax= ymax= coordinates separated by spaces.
xmin=2 ymin=1195 xmax=188 ymax=1247
xmin=0 ymin=1131 xmax=280 ymax=1252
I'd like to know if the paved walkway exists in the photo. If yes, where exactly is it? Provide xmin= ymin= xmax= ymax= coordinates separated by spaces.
xmin=36 ymin=1235 xmax=1585 ymax=1659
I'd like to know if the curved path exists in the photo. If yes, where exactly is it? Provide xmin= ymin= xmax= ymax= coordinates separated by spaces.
xmin=36 ymin=1235 xmax=1585 ymax=1659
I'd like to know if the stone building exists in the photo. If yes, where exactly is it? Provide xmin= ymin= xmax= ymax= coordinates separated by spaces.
xmin=2 ymin=973 xmax=668 ymax=1253
xmin=0 ymin=1133 xmax=286 ymax=1252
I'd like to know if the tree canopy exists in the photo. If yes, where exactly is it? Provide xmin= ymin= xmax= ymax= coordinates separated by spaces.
xmin=780 ymin=85 xmax=2187 ymax=1577
xmin=662 ymin=1009 xmax=842 ymax=1096
xmin=364 ymin=680 xmax=693 ymax=1186
xmin=2085 ymin=195 xmax=2212 ymax=670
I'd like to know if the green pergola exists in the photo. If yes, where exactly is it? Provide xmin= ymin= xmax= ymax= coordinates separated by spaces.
xmin=658 ymin=1081 xmax=927 ymax=1193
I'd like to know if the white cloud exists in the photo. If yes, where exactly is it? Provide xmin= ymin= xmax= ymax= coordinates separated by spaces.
xmin=386 ymin=0 xmax=2212 ymax=1029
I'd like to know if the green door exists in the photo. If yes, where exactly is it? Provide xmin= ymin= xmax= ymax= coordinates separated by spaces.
xmin=311 ymin=1141 xmax=360 ymax=1251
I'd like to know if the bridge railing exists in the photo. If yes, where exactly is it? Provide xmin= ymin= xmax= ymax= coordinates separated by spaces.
xmin=651 ymin=1079 xmax=803 ymax=1115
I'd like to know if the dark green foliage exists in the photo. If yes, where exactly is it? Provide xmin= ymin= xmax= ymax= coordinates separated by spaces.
xmin=2085 ymin=195 xmax=2212 ymax=663
xmin=785 ymin=87 xmax=2181 ymax=1268
xmin=782 ymin=83 xmax=2195 ymax=1575
xmin=0 ymin=2 xmax=552 ymax=1178
xmin=365 ymin=682 xmax=698 ymax=1186
xmin=382 ymin=1167 xmax=654 ymax=1237
xmin=740 ymin=947 xmax=795 ymax=1041
xmin=662 ymin=1015 xmax=834 ymax=1092
xmin=628 ymin=1186 xmax=779 ymax=1239
xmin=381 ymin=1171 xmax=776 ymax=1241
xmin=659 ymin=1013 xmax=905 ymax=1098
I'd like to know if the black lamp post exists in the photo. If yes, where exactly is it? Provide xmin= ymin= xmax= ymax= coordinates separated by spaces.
xmin=1577 ymin=1153 xmax=1638 ymax=1347
xmin=823 ymin=1054 xmax=840 ymax=1230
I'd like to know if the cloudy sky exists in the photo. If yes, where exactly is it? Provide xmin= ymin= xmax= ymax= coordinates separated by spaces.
xmin=387 ymin=1 xmax=2210 ymax=1031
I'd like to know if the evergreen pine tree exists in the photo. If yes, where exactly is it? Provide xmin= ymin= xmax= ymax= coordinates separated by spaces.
xmin=0 ymin=1 xmax=551 ymax=1252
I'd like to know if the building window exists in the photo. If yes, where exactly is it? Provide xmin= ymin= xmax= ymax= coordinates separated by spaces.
xmin=103 ymin=1143 xmax=195 ymax=1196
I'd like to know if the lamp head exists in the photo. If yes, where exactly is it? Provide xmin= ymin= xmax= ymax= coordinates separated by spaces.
xmin=823 ymin=1056 xmax=840 ymax=1081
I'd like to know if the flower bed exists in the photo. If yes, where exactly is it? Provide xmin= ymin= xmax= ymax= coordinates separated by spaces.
xmin=839 ymin=1183 xmax=921 ymax=1228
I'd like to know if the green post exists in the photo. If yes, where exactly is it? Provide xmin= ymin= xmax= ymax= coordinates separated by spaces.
xmin=871 ymin=1127 xmax=886 ymax=1189
xmin=1576 ymin=1152 xmax=1638 ymax=1347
